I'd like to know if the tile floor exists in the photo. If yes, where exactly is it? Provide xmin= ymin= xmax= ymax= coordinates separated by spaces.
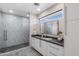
xmin=0 ymin=46 xmax=41 ymax=56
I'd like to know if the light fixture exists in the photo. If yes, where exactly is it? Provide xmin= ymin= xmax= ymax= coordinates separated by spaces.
xmin=9 ymin=10 xmax=13 ymax=13
xmin=34 ymin=3 xmax=41 ymax=11
xmin=26 ymin=13 xmax=30 ymax=17
xmin=34 ymin=3 xmax=40 ymax=6
xmin=37 ymin=8 xmax=41 ymax=11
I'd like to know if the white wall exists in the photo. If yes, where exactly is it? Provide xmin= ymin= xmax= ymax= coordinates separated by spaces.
xmin=65 ymin=3 xmax=79 ymax=56
xmin=29 ymin=14 xmax=40 ymax=47
xmin=65 ymin=3 xmax=79 ymax=20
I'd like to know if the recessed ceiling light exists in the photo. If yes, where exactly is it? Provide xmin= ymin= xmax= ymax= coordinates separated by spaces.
xmin=9 ymin=10 xmax=13 ymax=13
xmin=37 ymin=8 xmax=41 ymax=11
xmin=34 ymin=3 xmax=41 ymax=11
xmin=26 ymin=14 xmax=29 ymax=17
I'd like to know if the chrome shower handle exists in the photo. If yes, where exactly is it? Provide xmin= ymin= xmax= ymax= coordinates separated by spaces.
xmin=5 ymin=30 xmax=7 ymax=41
xmin=4 ymin=30 xmax=7 ymax=41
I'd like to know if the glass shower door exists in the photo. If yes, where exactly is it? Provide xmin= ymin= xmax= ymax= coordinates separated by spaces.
xmin=2 ymin=14 xmax=29 ymax=47
xmin=0 ymin=13 xmax=6 ymax=49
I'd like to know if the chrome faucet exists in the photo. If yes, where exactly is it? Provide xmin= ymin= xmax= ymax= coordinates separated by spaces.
xmin=41 ymin=33 xmax=43 ymax=38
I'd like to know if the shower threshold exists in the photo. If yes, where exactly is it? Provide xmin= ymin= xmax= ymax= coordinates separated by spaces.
xmin=0 ymin=42 xmax=29 ymax=54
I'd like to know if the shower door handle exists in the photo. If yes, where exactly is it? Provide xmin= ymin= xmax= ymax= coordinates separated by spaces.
xmin=5 ymin=30 xmax=7 ymax=41
xmin=4 ymin=30 xmax=7 ymax=41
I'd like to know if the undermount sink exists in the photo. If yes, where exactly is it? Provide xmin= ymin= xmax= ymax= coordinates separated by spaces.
xmin=42 ymin=37 xmax=53 ymax=41
xmin=34 ymin=36 xmax=53 ymax=41
xmin=32 ymin=34 xmax=58 ymax=41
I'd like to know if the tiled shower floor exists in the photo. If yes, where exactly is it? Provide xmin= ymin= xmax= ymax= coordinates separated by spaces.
xmin=0 ymin=46 xmax=41 ymax=56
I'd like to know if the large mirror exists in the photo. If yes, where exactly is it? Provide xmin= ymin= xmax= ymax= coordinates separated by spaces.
xmin=40 ymin=9 xmax=64 ymax=36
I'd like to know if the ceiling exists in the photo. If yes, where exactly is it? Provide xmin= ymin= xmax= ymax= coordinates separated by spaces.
xmin=0 ymin=3 xmax=55 ymax=17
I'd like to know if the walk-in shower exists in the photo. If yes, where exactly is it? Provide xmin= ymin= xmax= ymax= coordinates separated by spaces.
xmin=0 ymin=12 xmax=29 ymax=53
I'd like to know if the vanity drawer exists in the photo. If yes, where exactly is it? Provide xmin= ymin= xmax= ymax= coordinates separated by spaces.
xmin=47 ymin=43 xmax=64 ymax=56
xmin=41 ymin=41 xmax=49 ymax=56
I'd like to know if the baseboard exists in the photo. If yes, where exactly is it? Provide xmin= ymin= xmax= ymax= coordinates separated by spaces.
xmin=0 ymin=42 xmax=29 ymax=54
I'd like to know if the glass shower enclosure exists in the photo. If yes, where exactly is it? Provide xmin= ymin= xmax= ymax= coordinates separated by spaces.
xmin=0 ymin=12 xmax=29 ymax=51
